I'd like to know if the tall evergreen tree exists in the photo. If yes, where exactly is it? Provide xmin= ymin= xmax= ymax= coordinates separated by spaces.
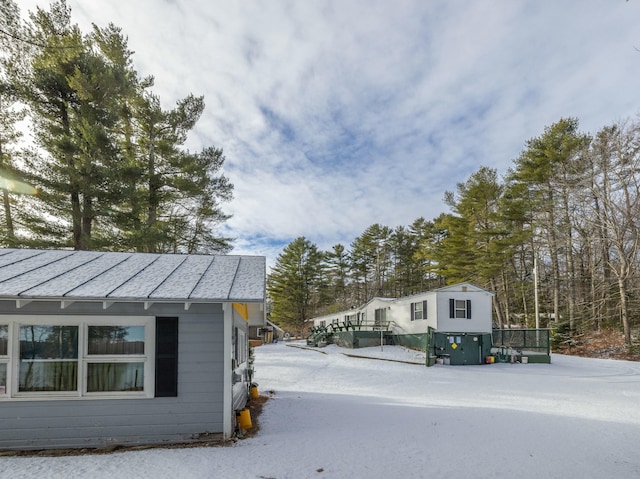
xmin=508 ymin=118 xmax=590 ymax=331
xmin=157 ymin=146 xmax=233 ymax=254
xmin=350 ymin=224 xmax=392 ymax=301
xmin=267 ymin=237 xmax=325 ymax=333
xmin=0 ymin=0 xmax=30 ymax=246
xmin=434 ymin=168 xmax=506 ymax=282
xmin=5 ymin=1 xmax=233 ymax=252
xmin=17 ymin=2 xmax=139 ymax=249
xmin=324 ymin=243 xmax=351 ymax=311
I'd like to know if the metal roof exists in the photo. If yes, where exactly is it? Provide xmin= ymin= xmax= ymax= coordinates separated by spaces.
xmin=0 ymin=248 xmax=265 ymax=303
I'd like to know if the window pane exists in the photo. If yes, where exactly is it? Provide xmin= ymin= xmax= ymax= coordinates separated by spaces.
xmin=0 ymin=363 xmax=6 ymax=394
xmin=0 ymin=325 xmax=7 ymax=355
xmin=88 ymin=326 xmax=145 ymax=355
xmin=19 ymin=325 xmax=78 ymax=392
xmin=20 ymin=325 xmax=78 ymax=359
xmin=87 ymin=362 xmax=144 ymax=392
xmin=19 ymin=361 xmax=78 ymax=392
xmin=455 ymin=300 xmax=467 ymax=318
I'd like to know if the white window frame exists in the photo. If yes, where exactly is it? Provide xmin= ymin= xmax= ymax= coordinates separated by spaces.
xmin=344 ymin=313 xmax=356 ymax=326
xmin=411 ymin=301 xmax=427 ymax=321
xmin=2 ymin=315 xmax=154 ymax=400
xmin=455 ymin=299 xmax=469 ymax=319
xmin=0 ymin=324 xmax=8 ymax=396
xmin=236 ymin=327 xmax=247 ymax=365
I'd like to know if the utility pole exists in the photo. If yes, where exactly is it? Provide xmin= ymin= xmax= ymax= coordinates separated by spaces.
xmin=533 ymin=255 xmax=540 ymax=329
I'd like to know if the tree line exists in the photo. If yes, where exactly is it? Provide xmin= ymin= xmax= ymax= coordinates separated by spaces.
xmin=269 ymin=117 xmax=640 ymax=347
xmin=0 ymin=0 xmax=233 ymax=253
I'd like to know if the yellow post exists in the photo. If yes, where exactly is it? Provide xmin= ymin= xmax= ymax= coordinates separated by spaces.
xmin=236 ymin=408 xmax=252 ymax=429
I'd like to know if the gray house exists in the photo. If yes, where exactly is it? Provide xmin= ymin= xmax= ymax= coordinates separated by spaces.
xmin=0 ymin=248 xmax=265 ymax=451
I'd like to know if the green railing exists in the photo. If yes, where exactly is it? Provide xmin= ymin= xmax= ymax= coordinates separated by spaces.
xmin=492 ymin=328 xmax=550 ymax=355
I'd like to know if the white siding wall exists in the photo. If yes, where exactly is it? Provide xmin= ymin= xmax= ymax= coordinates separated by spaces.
xmin=436 ymin=292 xmax=493 ymax=333
xmin=389 ymin=293 xmax=437 ymax=335
xmin=308 ymin=284 xmax=494 ymax=337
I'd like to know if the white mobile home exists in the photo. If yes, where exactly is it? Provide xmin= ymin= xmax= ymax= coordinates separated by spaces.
xmin=310 ymin=282 xmax=494 ymax=365
xmin=0 ymin=248 xmax=265 ymax=451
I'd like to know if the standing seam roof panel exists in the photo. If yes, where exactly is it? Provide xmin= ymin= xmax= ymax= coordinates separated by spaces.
xmin=228 ymin=256 xmax=266 ymax=300
xmin=0 ymin=250 xmax=74 ymax=283
xmin=190 ymin=256 xmax=240 ymax=300
xmin=0 ymin=251 xmax=102 ymax=296
xmin=108 ymin=254 xmax=188 ymax=298
xmin=23 ymin=252 xmax=132 ymax=297
xmin=149 ymin=255 xmax=214 ymax=299
xmin=0 ymin=249 xmax=266 ymax=302
xmin=0 ymin=249 xmax=41 ymax=264
xmin=68 ymin=254 xmax=158 ymax=298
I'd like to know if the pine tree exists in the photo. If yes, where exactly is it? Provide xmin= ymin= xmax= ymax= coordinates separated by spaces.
xmin=16 ymin=2 xmax=140 ymax=249
xmin=508 ymin=118 xmax=590 ymax=331
xmin=350 ymin=224 xmax=392 ymax=301
xmin=0 ymin=0 xmax=33 ymax=246
xmin=267 ymin=237 xmax=324 ymax=334
xmin=324 ymin=243 xmax=351 ymax=311
xmin=7 ymin=1 xmax=233 ymax=252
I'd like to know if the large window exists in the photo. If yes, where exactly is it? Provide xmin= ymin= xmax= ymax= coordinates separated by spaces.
xmin=2 ymin=316 xmax=154 ymax=399
xmin=86 ymin=325 xmax=146 ymax=393
xmin=19 ymin=325 xmax=78 ymax=392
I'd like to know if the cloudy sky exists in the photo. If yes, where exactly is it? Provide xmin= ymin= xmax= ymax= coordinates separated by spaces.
xmin=17 ymin=0 xmax=640 ymax=266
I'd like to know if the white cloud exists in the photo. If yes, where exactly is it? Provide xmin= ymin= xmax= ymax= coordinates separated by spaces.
xmin=16 ymin=0 xmax=640 ymax=266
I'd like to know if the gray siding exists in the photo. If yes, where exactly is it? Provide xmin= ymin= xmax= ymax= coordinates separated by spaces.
xmin=0 ymin=301 xmax=226 ymax=450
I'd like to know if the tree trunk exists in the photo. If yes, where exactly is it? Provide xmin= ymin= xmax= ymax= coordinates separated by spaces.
xmin=71 ymin=191 xmax=82 ymax=249
xmin=563 ymin=199 xmax=576 ymax=333
xmin=81 ymin=195 xmax=93 ymax=250
xmin=617 ymin=270 xmax=631 ymax=346
xmin=147 ymin=129 xmax=158 ymax=253
xmin=59 ymin=106 xmax=83 ymax=250
xmin=0 ymin=141 xmax=15 ymax=243
xmin=490 ymin=277 xmax=504 ymax=328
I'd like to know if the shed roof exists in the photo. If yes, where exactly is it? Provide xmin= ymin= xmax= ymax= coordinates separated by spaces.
xmin=0 ymin=248 xmax=265 ymax=303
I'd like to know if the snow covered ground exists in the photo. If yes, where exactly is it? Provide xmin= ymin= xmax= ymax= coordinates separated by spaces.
xmin=2 ymin=341 xmax=640 ymax=478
